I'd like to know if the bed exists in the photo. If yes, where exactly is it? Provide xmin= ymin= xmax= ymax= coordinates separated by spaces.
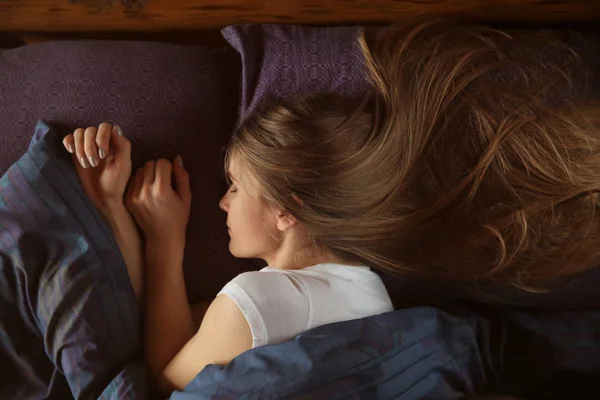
xmin=1 ymin=1 xmax=600 ymax=399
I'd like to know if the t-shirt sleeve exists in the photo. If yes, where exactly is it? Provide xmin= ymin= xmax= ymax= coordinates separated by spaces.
xmin=217 ymin=271 xmax=310 ymax=348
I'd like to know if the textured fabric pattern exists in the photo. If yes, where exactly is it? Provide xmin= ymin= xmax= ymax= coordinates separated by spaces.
xmin=0 ymin=121 xmax=148 ymax=399
xmin=221 ymin=24 xmax=375 ymax=120
xmin=0 ymin=41 xmax=255 ymax=304
xmin=170 ymin=304 xmax=600 ymax=400
xmin=171 ymin=307 xmax=491 ymax=400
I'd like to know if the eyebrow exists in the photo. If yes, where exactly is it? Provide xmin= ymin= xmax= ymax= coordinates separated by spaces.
xmin=227 ymin=171 xmax=236 ymax=181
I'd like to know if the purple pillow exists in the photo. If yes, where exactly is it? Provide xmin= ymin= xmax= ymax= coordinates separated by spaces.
xmin=221 ymin=24 xmax=375 ymax=120
xmin=0 ymin=41 xmax=256 ymax=303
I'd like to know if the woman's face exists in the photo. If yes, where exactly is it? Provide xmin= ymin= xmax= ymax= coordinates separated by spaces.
xmin=219 ymin=157 xmax=282 ymax=260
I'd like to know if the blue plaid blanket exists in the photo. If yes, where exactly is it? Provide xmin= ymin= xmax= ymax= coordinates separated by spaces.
xmin=0 ymin=121 xmax=148 ymax=399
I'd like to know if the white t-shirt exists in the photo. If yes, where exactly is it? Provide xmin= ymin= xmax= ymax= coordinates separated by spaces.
xmin=217 ymin=263 xmax=394 ymax=348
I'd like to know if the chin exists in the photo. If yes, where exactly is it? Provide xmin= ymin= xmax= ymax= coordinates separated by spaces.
xmin=228 ymin=242 xmax=258 ymax=259
xmin=228 ymin=242 xmax=245 ymax=258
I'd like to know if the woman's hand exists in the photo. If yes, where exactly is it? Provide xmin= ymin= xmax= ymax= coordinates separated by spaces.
xmin=126 ymin=157 xmax=192 ymax=250
xmin=62 ymin=122 xmax=132 ymax=214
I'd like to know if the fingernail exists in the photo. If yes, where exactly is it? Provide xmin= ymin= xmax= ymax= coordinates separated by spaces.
xmin=80 ymin=157 xmax=89 ymax=169
xmin=67 ymin=144 xmax=74 ymax=154
xmin=176 ymin=155 xmax=184 ymax=167
xmin=114 ymin=126 xmax=124 ymax=136
xmin=88 ymin=156 xmax=99 ymax=168
xmin=99 ymin=148 xmax=106 ymax=159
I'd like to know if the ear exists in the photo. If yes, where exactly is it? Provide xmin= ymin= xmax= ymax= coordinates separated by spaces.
xmin=276 ymin=210 xmax=297 ymax=232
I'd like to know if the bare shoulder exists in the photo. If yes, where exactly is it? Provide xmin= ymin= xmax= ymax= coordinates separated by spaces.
xmin=158 ymin=294 xmax=253 ymax=393
xmin=202 ymin=294 xmax=253 ymax=344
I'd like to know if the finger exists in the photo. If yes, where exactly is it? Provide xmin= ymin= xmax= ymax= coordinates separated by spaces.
xmin=109 ymin=125 xmax=131 ymax=167
xmin=173 ymin=155 xmax=192 ymax=205
xmin=73 ymin=128 xmax=89 ymax=169
xmin=124 ymin=178 xmax=134 ymax=205
xmin=144 ymin=161 xmax=156 ymax=186
xmin=126 ymin=168 xmax=144 ymax=214
xmin=134 ymin=167 xmax=145 ymax=193
xmin=127 ymin=167 xmax=144 ymax=203
xmin=62 ymin=134 xmax=75 ymax=154
xmin=96 ymin=122 xmax=112 ymax=160
xmin=84 ymin=127 xmax=100 ymax=168
xmin=155 ymin=159 xmax=173 ymax=189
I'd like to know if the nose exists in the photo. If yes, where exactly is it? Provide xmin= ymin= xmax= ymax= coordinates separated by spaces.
xmin=219 ymin=193 xmax=229 ymax=212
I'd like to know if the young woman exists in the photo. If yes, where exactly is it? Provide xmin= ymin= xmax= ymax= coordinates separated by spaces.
xmin=61 ymin=109 xmax=394 ymax=395
xmin=62 ymin=18 xmax=600 ymax=395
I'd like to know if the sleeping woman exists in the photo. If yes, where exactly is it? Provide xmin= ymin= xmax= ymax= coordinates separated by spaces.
xmin=62 ymin=18 xmax=600 ymax=396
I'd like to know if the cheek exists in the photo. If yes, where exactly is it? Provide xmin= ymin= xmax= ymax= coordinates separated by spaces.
xmin=228 ymin=197 xmax=280 ymax=256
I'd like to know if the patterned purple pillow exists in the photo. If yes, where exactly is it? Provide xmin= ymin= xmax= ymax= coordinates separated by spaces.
xmin=221 ymin=24 xmax=376 ymax=120
xmin=0 ymin=41 xmax=256 ymax=303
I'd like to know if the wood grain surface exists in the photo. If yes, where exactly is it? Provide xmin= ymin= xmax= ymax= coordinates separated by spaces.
xmin=1 ymin=0 xmax=599 ymax=32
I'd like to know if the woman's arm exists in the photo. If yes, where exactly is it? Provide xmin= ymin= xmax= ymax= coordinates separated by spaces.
xmin=103 ymin=203 xmax=145 ymax=302
xmin=62 ymin=123 xmax=141 ymax=299
xmin=157 ymin=290 xmax=253 ymax=394
xmin=127 ymin=158 xmax=252 ymax=395
xmin=144 ymin=238 xmax=253 ymax=397
xmin=191 ymin=299 xmax=213 ymax=329
xmin=144 ymin=239 xmax=195 ymax=379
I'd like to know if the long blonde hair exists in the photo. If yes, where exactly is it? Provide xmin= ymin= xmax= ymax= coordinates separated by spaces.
xmin=226 ymin=19 xmax=600 ymax=292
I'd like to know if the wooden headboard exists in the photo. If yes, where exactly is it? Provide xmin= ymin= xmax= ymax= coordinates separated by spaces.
xmin=2 ymin=0 xmax=600 ymax=32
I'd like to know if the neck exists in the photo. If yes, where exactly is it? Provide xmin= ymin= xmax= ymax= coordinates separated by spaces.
xmin=263 ymin=231 xmax=344 ymax=270
xmin=268 ymin=251 xmax=333 ymax=270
